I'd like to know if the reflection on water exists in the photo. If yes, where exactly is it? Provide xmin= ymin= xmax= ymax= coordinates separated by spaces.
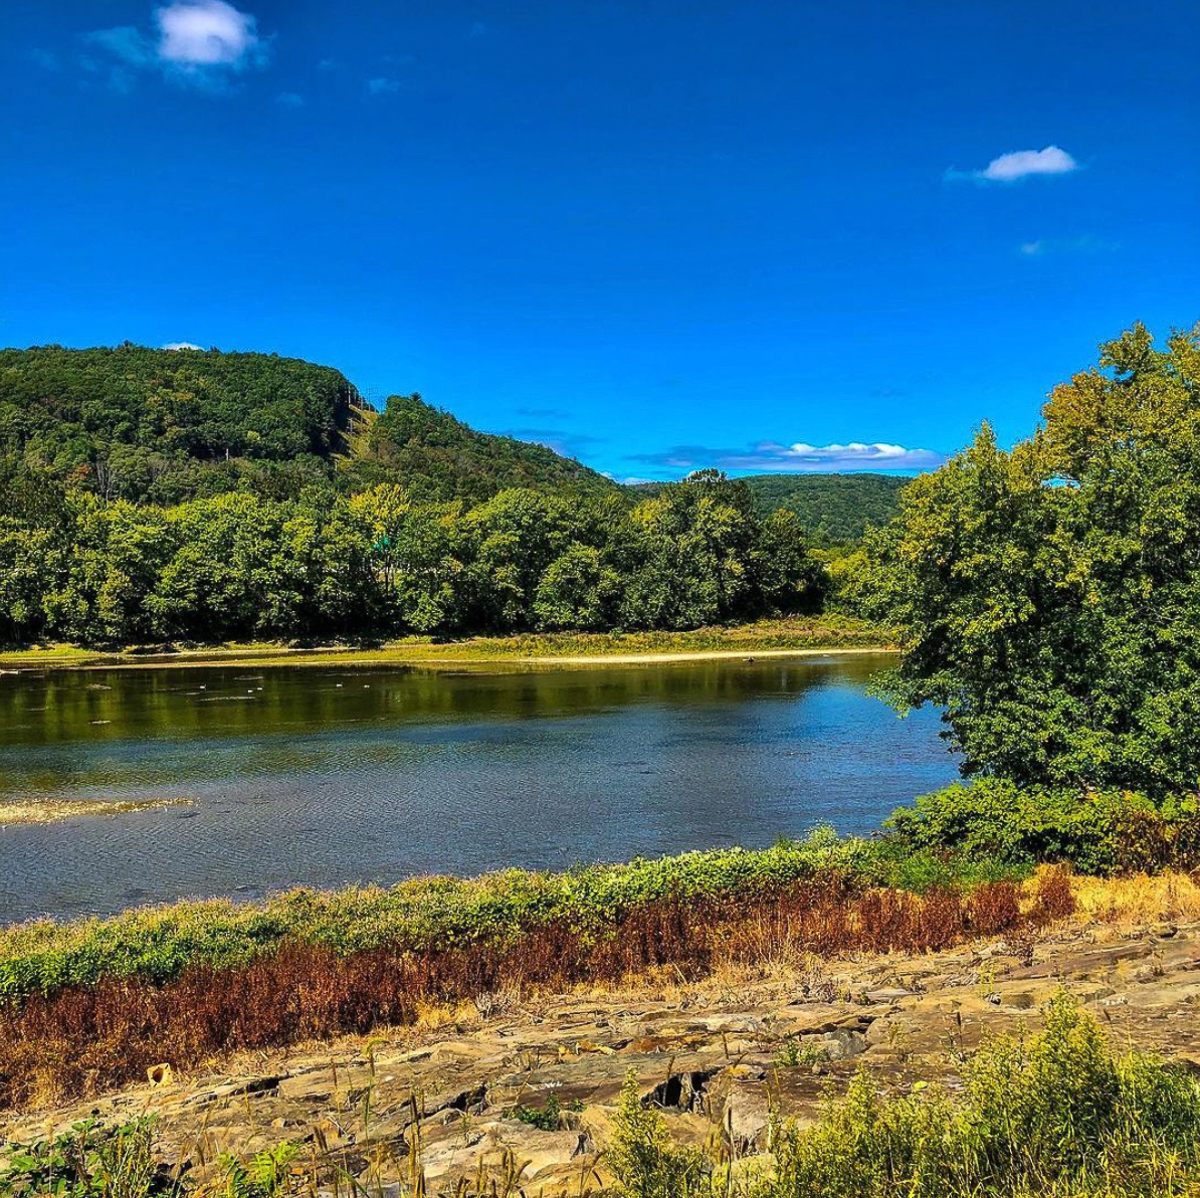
xmin=0 ymin=655 xmax=959 ymax=922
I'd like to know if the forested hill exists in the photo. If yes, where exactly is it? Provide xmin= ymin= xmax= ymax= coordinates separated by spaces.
xmin=743 ymin=473 xmax=909 ymax=540
xmin=0 ymin=344 xmax=612 ymax=507
xmin=352 ymin=392 xmax=614 ymax=503
xmin=633 ymin=473 xmax=909 ymax=542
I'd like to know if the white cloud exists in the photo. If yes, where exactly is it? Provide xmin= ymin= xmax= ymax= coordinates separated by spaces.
xmin=951 ymin=145 xmax=1080 ymax=184
xmin=156 ymin=1 xmax=261 ymax=67
xmin=162 ymin=341 xmax=203 ymax=351
xmin=85 ymin=1 xmax=268 ymax=88
xmin=630 ymin=440 xmax=945 ymax=474
xmin=367 ymin=76 xmax=400 ymax=96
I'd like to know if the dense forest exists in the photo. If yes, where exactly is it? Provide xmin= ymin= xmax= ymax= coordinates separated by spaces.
xmin=635 ymin=473 xmax=908 ymax=541
xmin=743 ymin=473 xmax=908 ymax=541
xmin=0 ymin=344 xmax=612 ymax=508
xmin=0 ymin=345 xmax=834 ymax=646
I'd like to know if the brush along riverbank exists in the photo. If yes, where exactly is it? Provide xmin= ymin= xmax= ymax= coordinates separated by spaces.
xmin=0 ymin=616 xmax=891 ymax=671
xmin=0 ymin=836 xmax=1068 ymax=1112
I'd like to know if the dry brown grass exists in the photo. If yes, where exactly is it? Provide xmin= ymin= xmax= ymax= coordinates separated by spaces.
xmin=1068 ymin=869 xmax=1200 ymax=926
xmin=0 ymin=876 xmax=1061 ymax=1113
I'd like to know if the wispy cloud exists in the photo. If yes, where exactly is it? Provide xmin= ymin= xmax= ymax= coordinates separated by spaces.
xmin=367 ymin=76 xmax=400 ymax=96
xmin=162 ymin=341 xmax=203 ymax=351
xmin=947 ymin=145 xmax=1080 ymax=184
xmin=1019 ymin=234 xmax=1117 ymax=257
xmin=85 ymin=1 xmax=269 ymax=90
xmin=629 ymin=440 xmax=945 ymax=475
xmin=275 ymin=91 xmax=304 ymax=107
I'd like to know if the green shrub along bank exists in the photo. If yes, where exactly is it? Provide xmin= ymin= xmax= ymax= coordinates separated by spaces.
xmin=0 ymin=833 xmax=1022 ymax=1007
xmin=612 ymin=993 xmax=1200 ymax=1198
xmin=890 ymin=780 xmax=1200 ymax=875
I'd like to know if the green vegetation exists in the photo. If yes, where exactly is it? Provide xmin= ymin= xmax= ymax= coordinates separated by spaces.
xmin=505 ymin=1096 xmax=584 ymax=1130
xmin=888 ymin=780 xmax=1200 ymax=876
xmin=611 ymin=993 xmax=1200 ymax=1198
xmin=0 ymin=615 xmax=887 ymax=670
xmin=0 ymin=345 xmax=609 ymax=507
xmin=0 ymin=833 xmax=1015 ymax=1007
xmin=0 ymin=1118 xmax=181 ymax=1198
xmin=5 ymin=995 xmax=1194 ymax=1198
xmin=0 ymin=471 xmax=826 ymax=647
xmin=1 ymin=355 xmax=830 ymax=648
xmin=857 ymin=322 xmax=1200 ymax=797
xmin=353 ymin=391 xmax=612 ymax=502
xmin=742 ymin=472 xmax=909 ymax=542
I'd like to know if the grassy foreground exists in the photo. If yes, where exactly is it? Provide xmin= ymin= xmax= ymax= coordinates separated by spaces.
xmin=0 ymin=615 xmax=890 ymax=670
xmin=610 ymin=993 xmax=1200 ymax=1198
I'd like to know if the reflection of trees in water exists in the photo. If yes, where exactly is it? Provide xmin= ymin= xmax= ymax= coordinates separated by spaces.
xmin=0 ymin=657 xmax=895 ymax=748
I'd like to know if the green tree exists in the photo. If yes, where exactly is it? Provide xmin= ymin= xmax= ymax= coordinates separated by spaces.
xmin=867 ymin=322 xmax=1200 ymax=794
xmin=534 ymin=543 xmax=621 ymax=630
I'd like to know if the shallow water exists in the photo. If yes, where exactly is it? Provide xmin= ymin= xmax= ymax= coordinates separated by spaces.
xmin=0 ymin=654 xmax=960 ymax=921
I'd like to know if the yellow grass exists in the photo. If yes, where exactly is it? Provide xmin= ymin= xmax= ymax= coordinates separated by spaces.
xmin=0 ymin=617 xmax=891 ymax=672
xmin=1068 ymin=870 xmax=1200 ymax=925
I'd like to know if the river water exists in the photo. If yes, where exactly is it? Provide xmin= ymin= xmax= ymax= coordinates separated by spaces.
xmin=0 ymin=654 xmax=959 ymax=922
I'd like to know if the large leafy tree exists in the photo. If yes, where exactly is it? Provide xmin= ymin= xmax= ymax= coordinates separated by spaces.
xmin=866 ymin=322 xmax=1200 ymax=795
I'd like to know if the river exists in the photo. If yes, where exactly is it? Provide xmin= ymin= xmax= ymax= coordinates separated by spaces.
xmin=0 ymin=654 xmax=959 ymax=921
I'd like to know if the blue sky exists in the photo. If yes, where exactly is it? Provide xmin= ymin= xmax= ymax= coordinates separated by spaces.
xmin=3 ymin=1 xmax=1196 ymax=480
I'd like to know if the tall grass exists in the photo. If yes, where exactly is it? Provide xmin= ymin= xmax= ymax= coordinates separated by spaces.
xmin=0 ymin=834 xmax=1021 ymax=1006
xmin=612 ymin=994 xmax=1200 ymax=1198
xmin=0 ymin=853 xmax=1072 ymax=1110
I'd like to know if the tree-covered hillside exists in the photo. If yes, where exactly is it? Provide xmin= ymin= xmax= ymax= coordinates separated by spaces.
xmin=0 ymin=346 xmax=829 ymax=647
xmin=345 ymin=392 xmax=614 ymax=503
xmin=0 ymin=344 xmax=612 ymax=507
xmin=0 ymin=344 xmax=357 ymax=505
xmin=743 ymin=473 xmax=910 ymax=541
xmin=634 ymin=472 xmax=910 ymax=542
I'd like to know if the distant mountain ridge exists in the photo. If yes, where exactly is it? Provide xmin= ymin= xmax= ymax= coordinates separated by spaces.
xmin=742 ymin=472 xmax=909 ymax=541
xmin=0 ymin=344 xmax=612 ymax=505
xmin=0 ymin=345 xmax=909 ymax=538
xmin=633 ymin=473 xmax=909 ymax=541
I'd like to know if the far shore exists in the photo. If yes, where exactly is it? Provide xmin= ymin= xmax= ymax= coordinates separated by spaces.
xmin=0 ymin=618 xmax=895 ymax=672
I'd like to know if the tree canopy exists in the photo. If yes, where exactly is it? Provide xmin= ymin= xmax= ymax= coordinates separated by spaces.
xmin=0 ymin=470 xmax=826 ymax=647
xmin=743 ymin=473 xmax=909 ymax=542
xmin=863 ymin=322 xmax=1200 ymax=796
xmin=0 ymin=345 xmax=612 ymax=509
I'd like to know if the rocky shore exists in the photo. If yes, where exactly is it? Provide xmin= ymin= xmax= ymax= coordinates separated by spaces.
xmin=5 ymin=909 xmax=1198 ymax=1196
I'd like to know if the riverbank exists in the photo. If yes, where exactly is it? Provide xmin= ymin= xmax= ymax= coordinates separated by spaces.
xmin=3 ymin=874 xmax=1197 ymax=1196
xmin=0 ymin=616 xmax=892 ymax=671
xmin=0 ymin=836 xmax=1064 ymax=1112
